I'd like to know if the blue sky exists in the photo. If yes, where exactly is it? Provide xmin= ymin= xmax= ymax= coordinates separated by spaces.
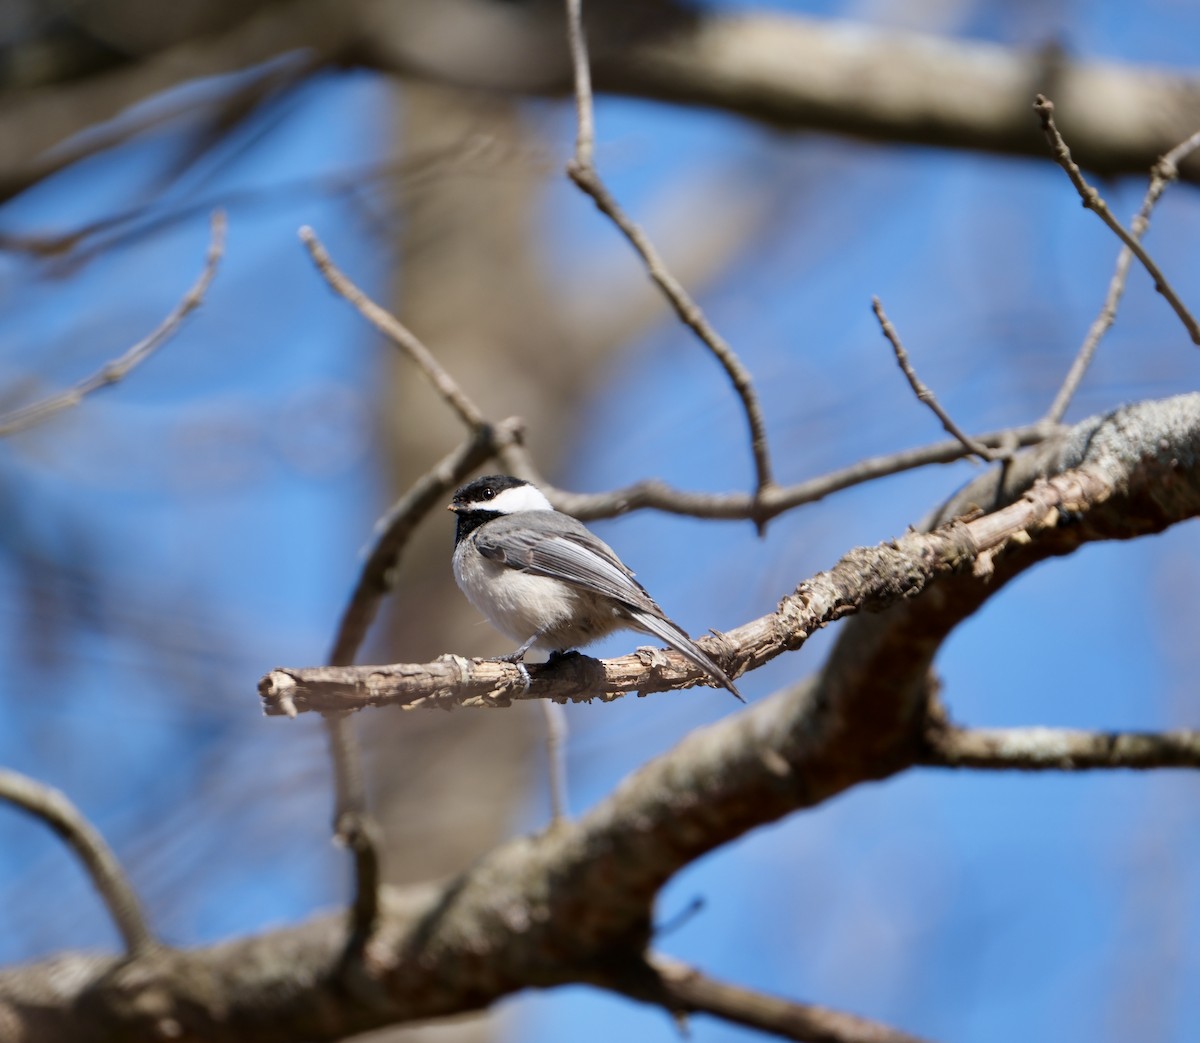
xmin=1 ymin=3 xmax=1199 ymax=1041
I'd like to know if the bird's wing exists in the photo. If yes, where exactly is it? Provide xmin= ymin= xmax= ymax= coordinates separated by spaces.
xmin=476 ymin=513 xmax=744 ymax=701
xmin=474 ymin=514 xmax=663 ymax=615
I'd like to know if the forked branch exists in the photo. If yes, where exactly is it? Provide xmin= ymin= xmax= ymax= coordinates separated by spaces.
xmin=563 ymin=0 xmax=776 ymax=513
xmin=1035 ymin=94 xmax=1200 ymax=346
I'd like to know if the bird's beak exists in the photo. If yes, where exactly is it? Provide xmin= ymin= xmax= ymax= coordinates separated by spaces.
xmin=447 ymin=502 xmax=458 ymax=512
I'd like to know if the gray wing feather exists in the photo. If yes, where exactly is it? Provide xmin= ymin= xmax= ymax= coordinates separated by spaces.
xmin=476 ymin=513 xmax=743 ymax=700
xmin=475 ymin=514 xmax=662 ymax=615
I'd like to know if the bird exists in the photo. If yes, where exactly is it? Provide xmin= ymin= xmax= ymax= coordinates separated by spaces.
xmin=448 ymin=474 xmax=743 ymax=700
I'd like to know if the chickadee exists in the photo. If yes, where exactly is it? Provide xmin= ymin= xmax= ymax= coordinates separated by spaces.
xmin=448 ymin=475 xmax=742 ymax=701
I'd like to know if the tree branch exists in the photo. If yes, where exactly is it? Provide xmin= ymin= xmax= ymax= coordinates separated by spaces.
xmin=7 ymin=5 xmax=1200 ymax=206
xmin=563 ymin=0 xmax=776 ymax=517
xmin=295 ymin=200 xmax=1055 ymax=535
xmin=261 ymin=394 xmax=1200 ymax=715
xmin=0 ymin=770 xmax=154 ymax=958
xmin=1043 ymin=124 xmax=1200 ymax=422
xmin=532 ymin=421 xmax=1053 ymax=522
xmin=1034 ymin=94 xmax=1200 ymax=346
xmin=921 ymin=724 xmax=1200 ymax=770
xmin=635 ymin=954 xmax=932 ymax=1043
xmin=872 ymin=297 xmax=997 ymax=461
xmin=0 ymin=211 xmax=226 ymax=437
xmin=604 ymin=13 xmax=1200 ymax=181
xmin=299 ymin=226 xmax=488 ymax=430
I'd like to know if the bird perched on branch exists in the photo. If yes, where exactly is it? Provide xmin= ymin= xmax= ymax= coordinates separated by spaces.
xmin=449 ymin=475 xmax=743 ymax=700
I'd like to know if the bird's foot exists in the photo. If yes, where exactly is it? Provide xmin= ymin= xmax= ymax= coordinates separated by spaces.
xmin=485 ymin=652 xmax=532 ymax=692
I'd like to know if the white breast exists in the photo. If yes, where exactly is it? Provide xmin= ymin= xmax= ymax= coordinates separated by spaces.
xmin=453 ymin=537 xmax=622 ymax=657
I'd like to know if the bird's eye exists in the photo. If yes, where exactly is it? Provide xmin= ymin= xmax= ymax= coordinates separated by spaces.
xmin=481 ymin=488 xmax=495 ymax=500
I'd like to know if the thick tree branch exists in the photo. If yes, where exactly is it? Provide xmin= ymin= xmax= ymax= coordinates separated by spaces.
xmin=7 ymin=5 xmax=1200 ymax=208
xmin=603 ymin=13 xmax=1200 ymax=181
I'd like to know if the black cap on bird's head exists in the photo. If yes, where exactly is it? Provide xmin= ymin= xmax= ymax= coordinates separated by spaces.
xmin=448 ymin=475 xmax=553 ymax=543
xmin=448 ymin=474 xmax=531 ymax=513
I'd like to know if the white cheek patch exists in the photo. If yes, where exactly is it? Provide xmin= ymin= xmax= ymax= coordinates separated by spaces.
xmin=489 ymin=484 xmax=554 ymax=513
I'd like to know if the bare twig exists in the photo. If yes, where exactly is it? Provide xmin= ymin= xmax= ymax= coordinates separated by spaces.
xmin=325 ymin=423 xmax=522 ymax=670
xmin=1034 ymin=94 xmax=1200 ymax=346
xmin=322 ymin=713 xmax=381 ymax=949
xmin=564 ymin=0 xmax=595 ymax=168
xmin=922 ymin=724 xmax=1200 ymax=770
xmin=0 ymin=770 xmax=154 ymax=956
xmin=299 ymin=226 xmax=488 ymax=430
xmin=0 ymin=210 xmax=226 ymax=437
xmin=1154 ymin=128 xmax=1200 ymax=185
xmin=542 ymin=701 xmax=571 ymax=825
xmin=1045 ymin=125 xmax=1200 ymax=422
xmin=641 ymin=955 xmax=932 ymax=1043
xmin=872 ymin=298 xmax=997 ymax=461
xmin=561 ymin=0 xmax=776 ymax=517
xmin=524 ymin=421 xmax=1052 ymax=522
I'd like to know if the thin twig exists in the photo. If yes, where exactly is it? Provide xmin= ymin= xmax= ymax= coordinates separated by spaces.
xmin=642 ymin=955 xmax=932 ymax=1043
xmin=872 ymin=297 xmax=997 ymax=461
xmin=300 ymin=226 xmax=488 ymax=430
xmin=0 ymin=770 xmax=154 ymax=956
xmin=326 ymin=423 xmax=521 ymax=670
xmin=322 ymin=714 xmax=380 ymax=947
xmin=1045 ymin=125 xmax=1200 ymax=422
xmin=0 ymin=210 xmax=226 ymax=437
xmin=922 ymin=724 xmax=1200 ymax=770
xmin=561 ymin=0 xmax=776 ymax=519
xmin=542 ymin=700 xmax=570 ymax=825
xmin=477 ymin=421 xmax=1052 ymax=523
xmin=564 ymin=0 xmax=594 ymax=168
xmin=1034 ymin=94 xmax=1200 ymax=346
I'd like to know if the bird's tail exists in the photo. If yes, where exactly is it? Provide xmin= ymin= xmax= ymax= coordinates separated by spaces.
xmin=627 ymin=611 xmax=744 ymax=702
